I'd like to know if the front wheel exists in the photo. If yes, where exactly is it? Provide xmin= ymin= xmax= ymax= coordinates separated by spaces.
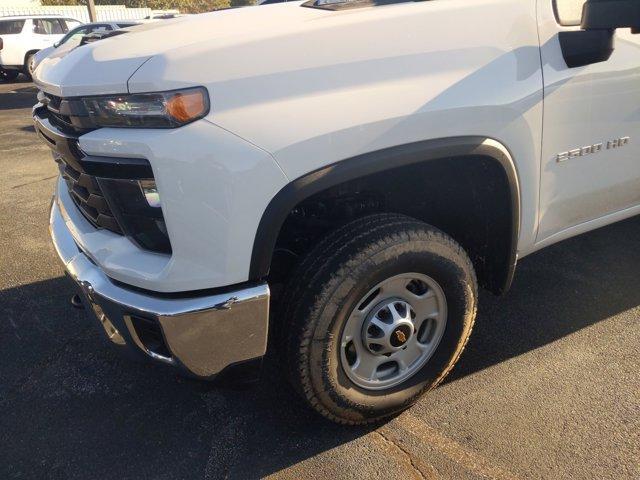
xmin=282 ymin=213 xmax=478 ymax=425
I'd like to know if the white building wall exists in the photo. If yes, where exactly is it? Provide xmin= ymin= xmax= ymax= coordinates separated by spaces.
xmin=0 ymin=4 xmax=160 ymax=22
xmin=0 ymin=0 xmax=40 ymax=6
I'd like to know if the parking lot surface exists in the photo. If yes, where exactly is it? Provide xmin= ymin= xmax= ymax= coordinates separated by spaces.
xmin=1 ymin=79 xmax=638 ymax=480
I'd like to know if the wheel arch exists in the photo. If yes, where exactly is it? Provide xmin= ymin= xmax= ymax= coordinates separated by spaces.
xmin=250 ymin=136 xmax=521 ymax=294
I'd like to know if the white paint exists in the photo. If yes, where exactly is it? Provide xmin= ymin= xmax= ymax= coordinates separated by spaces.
xmin=33 ymin=0 xmax=640 ymax=291
xmin=536 ymin=0 xmax=640 ymax=243
xmin=63 ymin=116 xmax=288 ymax=292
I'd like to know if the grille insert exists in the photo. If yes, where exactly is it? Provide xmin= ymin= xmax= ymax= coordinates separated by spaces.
xmin=42 ymin=92 xmax=94 ymax=135
xmin=55 ymin=154 xmax=123 ymax=234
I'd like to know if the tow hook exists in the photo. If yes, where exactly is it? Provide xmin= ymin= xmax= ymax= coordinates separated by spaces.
xmin=71 ymin=294 xmax=85 ymax=310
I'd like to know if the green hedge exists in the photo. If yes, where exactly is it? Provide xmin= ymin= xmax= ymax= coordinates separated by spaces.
xmin=40 ymin=0 xmax=256 ymax=14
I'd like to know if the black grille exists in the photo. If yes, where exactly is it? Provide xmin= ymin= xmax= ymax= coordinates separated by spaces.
xmin=42 ymin=92 xmax=94 ymax=136
xmin=34 ymin=103 xmax=123 ymax=234
xmin=55 ymin=153 xmax=123 ymax=234
xmin=35 ymin=99 xmax=124 ymax=235
xmin=48 ymin=110 xmax=77 ymax=134
xmin=43 ymin=92 xmax=62 ymax=111
xmin=43 ymin=93 xmax=72 ymax=132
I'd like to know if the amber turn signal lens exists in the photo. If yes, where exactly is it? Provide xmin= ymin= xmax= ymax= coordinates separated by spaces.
xmin=82 ymin=87 xmax=209 ymax=128
xmin=166 ymin=90 xmax=208 ymax=123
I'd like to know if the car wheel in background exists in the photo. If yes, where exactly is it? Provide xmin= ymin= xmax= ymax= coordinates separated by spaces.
xmin=27 ymin=55 xmax=37 ymax=76
xmin=24 ymin=53 xmax=36 ymax=79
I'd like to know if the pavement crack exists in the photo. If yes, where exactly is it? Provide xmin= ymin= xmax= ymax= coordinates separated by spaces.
xmin=393 ymin=414 xmax=520 ymax=480
xmin=374 ymin=428 xmax=432 ymax=480
xmin=12 ymin=175 xmax=57 ymax=189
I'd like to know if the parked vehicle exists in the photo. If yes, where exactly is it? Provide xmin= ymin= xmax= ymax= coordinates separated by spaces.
xmin=0 ymin=15 xmax=81 ymax=80
xmin=29 ymin=21 xmax=141 ymax=76
xmin=32 ymin=0 xmax=639 ymax=425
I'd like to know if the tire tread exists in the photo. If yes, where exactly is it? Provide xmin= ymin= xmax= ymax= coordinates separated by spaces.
xmin=282 ymin=214 xmax=477 ymax=425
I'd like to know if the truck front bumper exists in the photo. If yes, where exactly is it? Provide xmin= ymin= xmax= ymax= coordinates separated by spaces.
xmin=50 ymin=195 xmax=270 ymax=379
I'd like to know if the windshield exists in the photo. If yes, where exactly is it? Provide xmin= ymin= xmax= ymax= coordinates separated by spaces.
xmin=58 ymin=25 xmax=88 ymax=46
xmin=58 ymin=24 xmax=110 ymax=47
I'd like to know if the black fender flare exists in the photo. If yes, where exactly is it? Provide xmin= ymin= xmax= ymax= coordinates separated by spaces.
xmin=250 ymin=136 xmax=521 ymax=294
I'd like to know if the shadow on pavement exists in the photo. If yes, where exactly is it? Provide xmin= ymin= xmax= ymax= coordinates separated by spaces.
xmin=0 ymin=78 xmax=38 ymax=110
xmin=1 ymin=217 xmax=640 ymax=479
xmin=0 ymin=276 xmax=371 ymax=480
xmin=447 ymin=214 xmax=640 ymax=383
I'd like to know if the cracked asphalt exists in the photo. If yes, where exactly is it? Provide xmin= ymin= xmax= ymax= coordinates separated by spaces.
xmin=1 ymin=78 xmax=638 ymax=480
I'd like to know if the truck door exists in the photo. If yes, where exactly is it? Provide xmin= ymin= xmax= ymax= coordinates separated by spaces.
xmin=537 ymin=0 xmax=640 ymax=242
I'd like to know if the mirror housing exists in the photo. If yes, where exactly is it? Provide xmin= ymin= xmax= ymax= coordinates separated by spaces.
xmin=582 ymin=0 xmax=640 ymax=33
xmin=559 ymin=0 xmax=639 ymax=68
xmin=559 ymin=30 xmax=615 ymax=67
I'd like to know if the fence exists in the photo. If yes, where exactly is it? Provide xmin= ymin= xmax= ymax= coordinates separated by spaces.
xmin=0 ymin=5 xmax=175 ymax=22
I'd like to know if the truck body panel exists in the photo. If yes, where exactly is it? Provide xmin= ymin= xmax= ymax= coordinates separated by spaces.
xmin=536 ymin=0 xmax=640 ymax=242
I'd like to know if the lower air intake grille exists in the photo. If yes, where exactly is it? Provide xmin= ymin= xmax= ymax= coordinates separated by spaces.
xmin=56 ymin=154 xmax=123 ymax=234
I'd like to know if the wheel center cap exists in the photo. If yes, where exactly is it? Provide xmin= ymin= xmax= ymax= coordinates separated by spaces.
xmin=362 ymin=299 xmax=415 ymax=354
xmin=390 ymin=324 xmax=412 ymax=347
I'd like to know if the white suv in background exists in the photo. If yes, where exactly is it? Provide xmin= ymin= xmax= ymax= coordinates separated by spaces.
xmin=0 ymin=15 xmax=81 ymax=81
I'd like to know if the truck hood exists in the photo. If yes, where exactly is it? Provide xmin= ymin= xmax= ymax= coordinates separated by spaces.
xmin=34 ymin=4 xmax=328 ymax=97
xmin=33 ymin=35 xmax=153 ymax=97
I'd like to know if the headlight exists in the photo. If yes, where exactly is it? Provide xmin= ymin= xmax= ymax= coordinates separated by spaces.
xmin=81 ymin=87 xmax=209 ymax=128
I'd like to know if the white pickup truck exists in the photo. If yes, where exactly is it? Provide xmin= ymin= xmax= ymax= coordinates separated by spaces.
xmin=33 ymin=0 xmax=639 ymax=425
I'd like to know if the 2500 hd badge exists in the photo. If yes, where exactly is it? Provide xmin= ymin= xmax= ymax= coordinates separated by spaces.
xmin=556 ymin=136 xmax=631 ymax=162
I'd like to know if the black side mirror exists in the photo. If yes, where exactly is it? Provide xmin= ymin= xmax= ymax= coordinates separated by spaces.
xmin=559 ymin=29 xmax=614 ymax=68
xmin=582 ymin=0 xmax=640 ymax=34
xmin=559 ymin=0 xmax=639 ymax=68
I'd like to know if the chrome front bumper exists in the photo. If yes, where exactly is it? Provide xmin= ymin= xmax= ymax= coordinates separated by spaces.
xmin=50 ymin=195 xmax=270 ymax=379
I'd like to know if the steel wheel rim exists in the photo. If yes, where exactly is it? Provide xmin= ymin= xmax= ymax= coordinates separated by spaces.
xmin=340 ymin=273 xmax=447 ymax=391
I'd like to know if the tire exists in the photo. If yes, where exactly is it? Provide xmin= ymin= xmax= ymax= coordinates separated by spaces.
xmin=23 ymin=53 xmax=35 ymax=79
xmin=282 ymin=213 xmax=477 ymax=425
xmin=0 ymin=69 xmax=19 ymax=82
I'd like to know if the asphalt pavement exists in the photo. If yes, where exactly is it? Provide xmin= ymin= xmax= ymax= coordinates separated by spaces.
xmin=0 ymin=77 xmax=638 ymax=480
